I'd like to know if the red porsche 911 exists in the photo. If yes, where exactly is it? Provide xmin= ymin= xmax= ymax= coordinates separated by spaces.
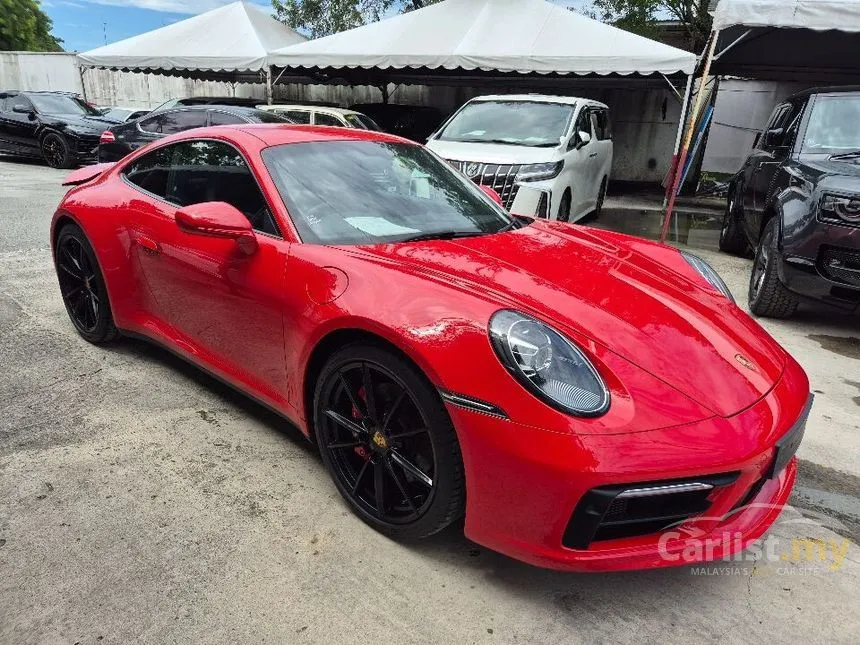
xmin=51 ymin=125 xmax=811 ymax=572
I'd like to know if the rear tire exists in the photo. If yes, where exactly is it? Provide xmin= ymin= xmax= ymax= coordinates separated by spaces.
xmin=748 ymin=217 xmax=799 ymax=319
xmin=313 ymin=344 xmax=465 ymax=540
xmin=719 ymin=186 xmax=749 ymax=255
xmin=41 ymin=132 xmax=74 ymax=169
xmin=55 ymin=224 xmax=119 ymax=343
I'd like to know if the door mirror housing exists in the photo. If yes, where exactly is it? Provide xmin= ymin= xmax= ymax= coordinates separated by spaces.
xmin=763 ymin=127 xmax=785 ymax=148
xmin=479 ymin=185 xmax=503 ymax=205
xmin=12 ymin=104 xmax=34 ymax=116
xmin=575 ymin=130 xmax=592 ymax=149
xmin=175 ymin=201 xmax=258 ymax=256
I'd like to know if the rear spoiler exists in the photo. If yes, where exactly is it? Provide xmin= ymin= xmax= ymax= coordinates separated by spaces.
xmin=62 ymin=162 xmax=115 ymax=187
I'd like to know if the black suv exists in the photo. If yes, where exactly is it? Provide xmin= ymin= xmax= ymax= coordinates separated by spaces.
xmin=98 ymin=105 xmax=291 ymax=162
xmin=721 ymin=86 xmax=860 ymax=318
xmin=0 ymin=91 xmax=118 ymax=168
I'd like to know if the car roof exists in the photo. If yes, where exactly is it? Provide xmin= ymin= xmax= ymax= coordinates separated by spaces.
xmin=152 ymin=105 xmax=265 ymax=115
xmin=468 ymin=94 xmax=607 ymax=108
xmin=170 ymin=124 xmax=410 ymax=147
xmin=785 ymin=85 xmax=860 ymax=102
xmin=259 ymin=105 xmax=365 ymax=117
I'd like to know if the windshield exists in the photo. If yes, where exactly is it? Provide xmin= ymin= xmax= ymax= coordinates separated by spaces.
xmin=802 ymin=95 xmax=860 ymax=153
xmin=344 ymin=113 xmax=381 ymax=131
xmin=29 ymin=94 xmax=101 ymax=116
xmin=262 ymin=141 xmax=514 ymax=245
xmin=436 ymin=100 xmax=574 ymax=147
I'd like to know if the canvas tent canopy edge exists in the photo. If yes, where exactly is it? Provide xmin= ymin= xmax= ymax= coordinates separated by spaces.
xmin=267 ymin=0 xmax=698 ymax=79
xmin=76 ymin=1 xmax=306 ymax=77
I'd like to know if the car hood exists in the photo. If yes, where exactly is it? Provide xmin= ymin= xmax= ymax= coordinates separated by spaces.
xmin=349 ymin=221 xmax=786 ymax=418
xmin=426 ymin=139 xmax=561 ymax=165
xmin=797 ymin=155 xmax=860 ymax=192
xmin=41 ymin=113 xmax=120 ymax=132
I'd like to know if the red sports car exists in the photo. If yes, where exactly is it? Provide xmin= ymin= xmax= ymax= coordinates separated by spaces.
xmin=51 ymin=125 xmax=811 ymax=571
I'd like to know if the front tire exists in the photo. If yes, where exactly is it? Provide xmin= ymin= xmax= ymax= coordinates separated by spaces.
xmin=719 ymin=186 xmax=749 ymax=255
xmin=41 ymin=132 xmax=73 ymax=169
xmin=313 ymin=344 xmax=465 ymax=540
xmin=557 ymin=190 xmax=572 ymax=222
xmin=55 ymin=224 xmax=119 ymax=343
xmin=748 ymin=217 xmax=799 ymax=319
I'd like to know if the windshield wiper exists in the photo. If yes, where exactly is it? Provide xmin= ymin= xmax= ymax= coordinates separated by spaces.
xmin=829 ymin=150 xmax=860 ymax=160
xmin=397 ymin=230 xmax=485 ymax=243
xmin=451 ymin=138 xmax=538 ymax=147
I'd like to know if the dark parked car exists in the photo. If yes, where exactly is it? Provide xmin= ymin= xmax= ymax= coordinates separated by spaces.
xmin=349 ymin=103 xmax=445 ymax=142
xmin=98 ymin=105 xmax=292 ymax=162
xmin=721 ymin=86 xmax=860 ymax=318
xmin=0 ymin=90 xmax=119 ymax=168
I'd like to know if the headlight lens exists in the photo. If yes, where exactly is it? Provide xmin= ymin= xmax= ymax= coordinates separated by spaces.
xmin=489 ymin=310 xmax=610 ymax=417
xmin=680 ymin=251 xmax=735 ymax=302
xmin=516 ymin=161 xmax=563 ymax=182
xmin=820 ymin=194 xmax=860 ymax=224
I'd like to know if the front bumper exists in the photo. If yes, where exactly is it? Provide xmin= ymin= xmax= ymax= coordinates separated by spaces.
xmin=780 ymin=219 xmax=860 ymax=311
xmin=447 ymin=358 xmax=809 ymax=572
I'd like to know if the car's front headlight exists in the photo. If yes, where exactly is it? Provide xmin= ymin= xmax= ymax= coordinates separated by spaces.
xmin=680 ymin=251 xmax=735 ymax=302
xmin=820 ymin=194 xmax=860 ymax=225
xmin=489 ymin=310 xmax=610 ymax=417
xmin=516 ymin=161 xmax=563 ymax=182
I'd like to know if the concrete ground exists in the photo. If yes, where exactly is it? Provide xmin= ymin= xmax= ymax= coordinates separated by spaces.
xmin=1 ymin=157 xmax=858 ymax=645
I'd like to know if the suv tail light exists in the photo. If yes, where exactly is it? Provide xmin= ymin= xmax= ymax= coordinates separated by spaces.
xmin=99 ymin=130 xmax=115 ymax=144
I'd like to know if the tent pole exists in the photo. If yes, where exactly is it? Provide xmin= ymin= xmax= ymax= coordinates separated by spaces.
xmin=662 ymin=73 xmax=694 ymax=210
xmin=660 ymin=30 xmax=719 ymax=244
xmin=78 ymin=65 xmax=89 ymax=102
xmin=266 ymin=66 xmax=273 ymax=105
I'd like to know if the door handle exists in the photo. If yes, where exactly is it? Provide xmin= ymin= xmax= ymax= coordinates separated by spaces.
xmin=137 ymin=234 xmax=161 ymax=254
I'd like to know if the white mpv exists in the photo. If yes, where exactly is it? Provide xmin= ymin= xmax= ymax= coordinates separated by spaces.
xmin=426 ymin=95 xmax=612 ymax=222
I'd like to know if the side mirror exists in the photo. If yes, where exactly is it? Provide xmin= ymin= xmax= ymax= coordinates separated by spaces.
xmin=175 ymin=201 xmax=258 ymax=256
xmin=576 ymin=131 xmax=592 ymax=149
xmin=479 ymin=185 xmax=503 ymax=205
xmin=12 ymin=105 xmax=34 ymax=116
xmin=763 ymin=127 xmax=784 ymax=148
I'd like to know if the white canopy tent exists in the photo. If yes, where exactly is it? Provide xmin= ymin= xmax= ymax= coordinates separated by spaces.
xmin=710 ymin=0 xmax=860 ymax=82
xmin=77 ymin=1 xmax=306 ymax=100
xmin=268 ymin=0 xmax=697 ymax=79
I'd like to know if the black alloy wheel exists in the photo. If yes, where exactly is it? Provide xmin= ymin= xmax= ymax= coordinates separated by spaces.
xmin=748 ymin=217 xmax=799 ymax=318
xmin=55 ymin=224 xmax=118 ymax=343
xmin=557 ymin=190 xmax=572 ymax=222
xmin=41 ymin=132 xmax=73 ymax=169
xmin=314 ymin=345 xmax=465 ymax=540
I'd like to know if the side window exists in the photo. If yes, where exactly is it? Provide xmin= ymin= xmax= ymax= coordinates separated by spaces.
xmin=314 ymin=112 xmax=344 ymax=127
xmin=574 ymin=108 xmax=592 ymax=136
xmin=759 ymin=104 xmax=791 ymax=149
xmin=593 ymin=109 xmax=612 ymax=140
xmin=138 ymin=111 xmax=207 ymax=135
xmin=163 ymin=140 xmax=280 ymax=236
xmin=122 ymin=145 xmax=173 ymax=197
xmin=284 ymin=110 xmax=311 ymax=124
xmin=137 ymin=114 xmax=165 ymax=134
xmin=8 ymin=94 xmax=33 ymax=113
xmin=208 ymin=110 xmax=245 ymax=126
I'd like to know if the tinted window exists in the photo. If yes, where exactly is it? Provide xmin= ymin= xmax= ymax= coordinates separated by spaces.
xmin=209 ymin=110 xmax=245 ymax=126
xmin=283 ymin=110 xmax=311 ymax=124
xmin=6 ymin=94 xmax=33 ymax=113
xmin=28 ymin=94 xmax=100 ymax=116
xmin=261 ymin=141 xmax=513 ymax=245
xmin=123 ymin=146 xmax=173 ymax=197
xmin=163 ymin=140 xmax=279 ymax=236
xmin=314 ymin=112 xmax=344 ymax=127
xmin=139 ymin=110 xmax=207 ymax=135
xmin=438 ymin=100 xmax=574 ymax=147
xmin=344 ymin=113 xmax=381 ymax=130
xmin=252 ymin=110 xmax=290 ymax=124
xmin=591 ymin=109 xmax=612 ymax=140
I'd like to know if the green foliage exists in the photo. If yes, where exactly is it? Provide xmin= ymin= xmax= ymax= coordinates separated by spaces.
xmin=0 ymin=0 xmax=63 ymax=51
xmin=589 ymin=0 xmax=712 ymax=52
xmin=272 ymin=0 xmax=440 ymax=38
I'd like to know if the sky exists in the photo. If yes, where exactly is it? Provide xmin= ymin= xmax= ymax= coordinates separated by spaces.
xmin=41 ymin=0 xmax=591 ymax=53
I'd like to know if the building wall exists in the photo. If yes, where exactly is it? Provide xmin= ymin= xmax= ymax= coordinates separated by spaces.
xmin=1 ymin=51 xmax=681 ymax=183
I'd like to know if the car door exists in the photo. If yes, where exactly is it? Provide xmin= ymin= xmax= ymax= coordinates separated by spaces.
xmin=0 ymin=94 xmax=40 ymax=155
xmin=563 ymin=106 xmax=599 ymax=217
xmin=121 ymin=139 xmax=290 ymax=405
xmin=741 ymin=103 xmax=789 ymax=237
xmin=589 ymin=108 xmax=613 ymax=189
xmin=745 ymin=101 xmax=803 ymax=240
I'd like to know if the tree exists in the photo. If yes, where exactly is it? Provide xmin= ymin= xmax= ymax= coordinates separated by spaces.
xmin=589 ymin=0 xmax=712 ymax=52
xmin=272 ymin=0 xmax=440 ymax=39
xmin=0 ymin=0 xmax=63 ymax=51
